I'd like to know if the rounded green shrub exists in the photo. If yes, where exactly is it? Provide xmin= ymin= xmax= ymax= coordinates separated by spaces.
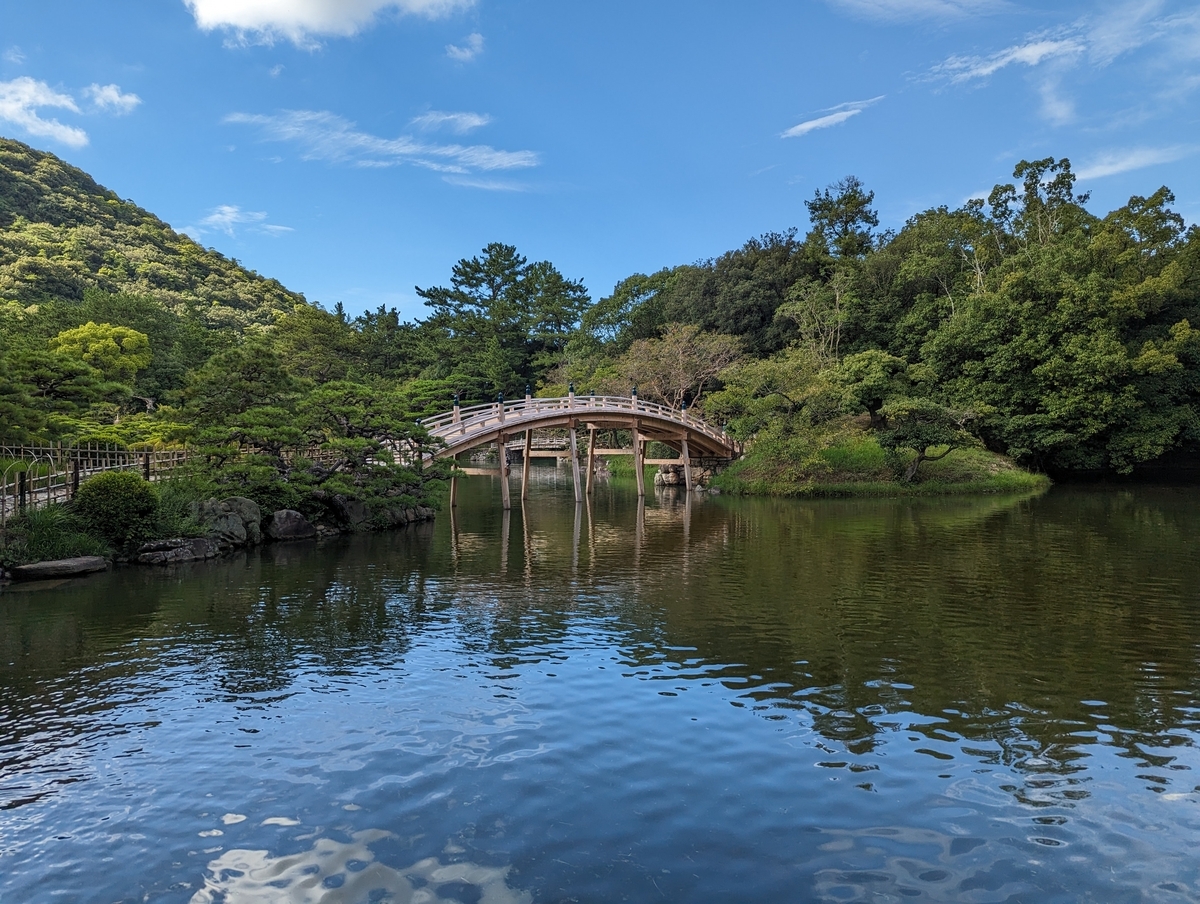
xmin=74 ymin=470 xmax=159 ymax=549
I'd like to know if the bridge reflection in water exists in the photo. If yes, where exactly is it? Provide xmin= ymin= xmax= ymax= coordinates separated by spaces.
xmin=421 ymin=392 xmax=739 ymax=508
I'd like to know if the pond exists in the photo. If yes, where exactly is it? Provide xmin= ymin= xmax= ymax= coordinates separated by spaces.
xmin=2 ymin=468 xmax=1199 ymax=902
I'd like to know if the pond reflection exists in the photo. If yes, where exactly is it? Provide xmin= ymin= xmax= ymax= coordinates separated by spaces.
xmin=2 ymin=473 xmax=1199 ymax=902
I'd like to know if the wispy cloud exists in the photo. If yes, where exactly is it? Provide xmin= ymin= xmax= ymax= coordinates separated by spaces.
xmin=443 ymin=175 xmax=527 ymax=192
xmin=0 ymin=77 xmax=87 ymax=148
xmin=826 ymin=0 xmax=1000 ymax=21
xmin=182 ymin=204 xmax=293 ymax=238
xmin=446 ymin=32 xmax=484 ymax=62
xmin=3 ymin=46 xmax=25 ymax=65
xmin=227 ymin=109 xmax=539 ymax=174
xmin=184 ymin=0 xmax=473 ymax=47
xmin=1075 ymin=146 xmax=1192 ymax=180
xmin=84 ymin=83 xmax=141 ymax=115
xmin=930 ymin=2 xmax=1200 ymax=127
xmin=934 ymin=38 xmax=1083 ymax=82
xmin=410 ymin=110 xmax=491 ymax=134
xmin=782 ymin=96 xmax=884 ymax=138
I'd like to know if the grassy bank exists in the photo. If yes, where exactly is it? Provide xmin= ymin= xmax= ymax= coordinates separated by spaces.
xmin=711 ymin=423 xmax=1049 ymax=498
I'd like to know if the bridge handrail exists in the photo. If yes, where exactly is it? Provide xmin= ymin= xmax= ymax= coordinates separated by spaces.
xmin=420 ymin=396 xmax=728 ymax=445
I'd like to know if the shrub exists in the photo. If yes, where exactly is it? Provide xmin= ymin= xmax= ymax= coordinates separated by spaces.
xmin=153 ymin=473 xmax=216 ymax=539
xmin=74 ymin=470 xmax=159 ymax=549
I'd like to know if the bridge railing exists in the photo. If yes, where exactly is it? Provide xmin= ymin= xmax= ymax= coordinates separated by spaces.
xmin=420 ymin=396 xmax=729 ymax=447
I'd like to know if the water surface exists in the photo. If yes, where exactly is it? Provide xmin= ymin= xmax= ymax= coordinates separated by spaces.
xmin=2 ymin=471 xmax=1199 ymax=902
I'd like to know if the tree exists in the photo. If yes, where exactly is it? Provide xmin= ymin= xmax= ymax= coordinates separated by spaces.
xmin=416 ymin=243 xmax=590 ymax=399
xmin=271 ymin=304 xmax=360 ymax=383
xmin=48 ymin=321 xmax=151 ymax=384
xmin=877 ymin=399 xmax=974 ymax=481
xmin=805 ymin=176 xmax=879 ymax=259
xmin=834 ymin=350 xmax=919 ymax=427
xmin=614 ymin=323 xmax=742 ymax=409
xmin=776 ymin=269 xmax=855 ymax=366
xmin=704 ymin=346 xmax=834 ymax=438
xmin=179 ymin=342 xmax=298 ymax=426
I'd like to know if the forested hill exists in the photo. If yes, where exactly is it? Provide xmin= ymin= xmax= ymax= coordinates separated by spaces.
xmin=0 ymin=137 xmax=303 ymax=329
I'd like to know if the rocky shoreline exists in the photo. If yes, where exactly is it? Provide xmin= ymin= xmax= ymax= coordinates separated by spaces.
xmin=1 ymin=495 xmax=436 ymax=582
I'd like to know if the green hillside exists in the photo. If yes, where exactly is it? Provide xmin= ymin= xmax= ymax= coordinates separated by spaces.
xmin=0 ymin=137 xmax=304 ymax=329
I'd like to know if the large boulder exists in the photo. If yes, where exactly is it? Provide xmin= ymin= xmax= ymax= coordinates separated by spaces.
xmin=195 ymin=497 xmax=265 ymax=549
xmin=221 ymin=496 xmax=262 ymax=545
xmin=331 ymin=495 xmax=371 ymax=530
xmin=10 ymin=557 xmax=109 ymax=581
xmin=209 ymin=511 xmax=247 ymax=548
xmin=265 ymin=509 xmax=317 ymax=541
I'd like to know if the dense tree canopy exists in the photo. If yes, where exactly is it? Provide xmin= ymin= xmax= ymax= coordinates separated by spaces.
xmin=2 ymin=139 xmax=1198 ymax=481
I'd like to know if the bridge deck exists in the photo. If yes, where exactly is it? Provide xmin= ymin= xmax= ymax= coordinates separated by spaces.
xmin=421 ymin=395 xmax=736 ymax=460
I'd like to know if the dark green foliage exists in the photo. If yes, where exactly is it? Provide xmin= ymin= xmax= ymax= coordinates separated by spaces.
xmin=73 ymin=470 xmax=159 ymax=549
xmin=805 ymin=176 xmax=879 ymax=260
xmin=415 ymin=242 xmax=590 ymax=400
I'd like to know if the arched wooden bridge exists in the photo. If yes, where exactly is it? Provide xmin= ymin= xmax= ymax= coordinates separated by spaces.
xmin=420 ymin=393 xmax=738 ymax=508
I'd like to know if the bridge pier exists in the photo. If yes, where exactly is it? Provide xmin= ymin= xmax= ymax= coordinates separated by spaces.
xmin=585 ymin=428 xmax=597 ymax=496
xmin=633 ymin=425 xmax=645 ymax=497
xmin=498 ymin=436 xmax=511 ymax=510
xmin=569 ymin=427 xmax=583 ymax=503
xmin=521 ymin=430 xmax=532 ymax=501
xmin=681 ymin=437 xmax=693 ymax=492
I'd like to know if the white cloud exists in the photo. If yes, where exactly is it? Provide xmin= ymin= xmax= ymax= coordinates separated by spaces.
xmin=935 ymin=38 xmax=1084 ymax=82
xmin=0 ymin=77 xmax=87 ymax=148
xmin=1075 ymin=146 xmax=1192 ymax=180
xmin=182 ymin=204 xmax=292 ymax=238
xmin=85 ymin=83 xmax=141 ymax=115
xmin=446 ymin=32 xmax=484 ymax=62
xmin=183 ymin=0 xmax=472 ymax=46
xmin=227 ymin=109 xmax=539 ymax=174
xmin=410 ymin=110 xmax=491 ymax=133
xmin=4 ymin=46 xmax=25 ymax=65
xmin=826 ymin=0 xmax=999 ymax=21
xmin=782 ymin=96 xmax=884 ymax=138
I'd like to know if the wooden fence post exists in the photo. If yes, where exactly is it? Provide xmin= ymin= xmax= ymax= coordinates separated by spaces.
xmin=143 ymin=452 xmax=151 ymax=481
xmin=18 ymin=470 xmax=27 ymax=514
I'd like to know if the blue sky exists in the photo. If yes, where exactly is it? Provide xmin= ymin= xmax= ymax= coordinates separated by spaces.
xmin=2 ymin=0 xmax=1198 ymax=319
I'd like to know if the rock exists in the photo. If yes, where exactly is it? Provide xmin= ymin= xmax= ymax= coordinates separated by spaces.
xmin=265 ymin=509 xmax=317 ymax=541
xmin=221 ymin=497 xmax=262 ymax=545
xmin=137 ymin=538 xmax=189 ymax=553
xmin=136 ymin=537 xmax=220 ymax=565
xmin=331 ymin=495 xmax=371 ymax=529
xmin=209 ymin=511 xmax=247 ymax=548
xmin=11 ymin=557 xmax=109 ymax=580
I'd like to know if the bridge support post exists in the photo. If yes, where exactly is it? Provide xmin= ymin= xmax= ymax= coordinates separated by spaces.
xmin=681 ymin=436 xmax=693 ymax=492
xmin=569 ymin=427 xmax=583 ymax=503
xmin=498 ymin=436 xmax=511 ymax=510
xmin=585 ymin=428 xmax=597 ymax=496
xmin=633 ymin=426 xmax=645 ymax=497
xmin=449 ymin=473 xmax=458 ymax=508
xmin=521 ymin=430 xmax=532 ymax=500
